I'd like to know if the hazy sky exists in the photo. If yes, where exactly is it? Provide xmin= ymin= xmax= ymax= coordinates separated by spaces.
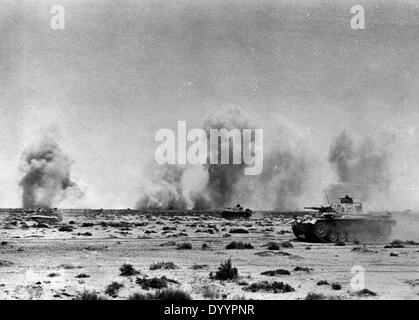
xmin=1 ymin=0 xmax=419 ymax=209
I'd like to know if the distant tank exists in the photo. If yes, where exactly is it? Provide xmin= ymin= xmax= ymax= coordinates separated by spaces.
xmin=292 ymin=195 xmax=396 ymax=243
xmin=26 ymin=208 xmax=63 ymax=224
xmin=221 ymin=204 xmax=252 ymax=219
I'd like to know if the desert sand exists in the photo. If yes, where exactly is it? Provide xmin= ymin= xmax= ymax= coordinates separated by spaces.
xmin=0 ymin=210 xmax=418 ymax=300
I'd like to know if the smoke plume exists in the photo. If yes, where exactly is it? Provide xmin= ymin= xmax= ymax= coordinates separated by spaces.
xmin=327 ymin=131 xmax=393 ymax=203
xmin=19 ymin=137 xmax=83 ymax=208
xmin=202 ymin=105 xmax=255 ymax=208
xmin=238 ymin=148 xmax=308 ymax=210
xmin=136 ymin=105 xmax=311 ymax=210
xmin=136 ymin=105 xmax=251 ymax=210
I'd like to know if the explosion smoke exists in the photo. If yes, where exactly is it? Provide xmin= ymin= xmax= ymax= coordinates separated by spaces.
xmin=327 ymin=131 xmax=392 ymax=202
xmin=203 ymin=105 xmax=254 ymax=208
xmin=136 ymin=105 xmax=251 ymax=210
xmin=238 ymin=148 xmax=308 ymax=210
xmin=19 ymin=137 xmax=83 ymax=208
xmin=136 ymin=105 xmax=310 ymax=210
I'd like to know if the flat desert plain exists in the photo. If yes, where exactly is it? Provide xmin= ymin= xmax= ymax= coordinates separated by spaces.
xmin=0 ymin=210 xmax=418 ymax=300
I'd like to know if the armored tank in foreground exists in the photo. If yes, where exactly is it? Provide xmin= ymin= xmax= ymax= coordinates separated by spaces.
xmin=221 ymin=204 xmax=252 ymax=219
xmin=292 ymin=195 xmax=396 ymax=243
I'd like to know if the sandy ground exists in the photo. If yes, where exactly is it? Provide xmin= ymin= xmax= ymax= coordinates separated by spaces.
xmin=0 ymin=210 xmax=418 ymax=300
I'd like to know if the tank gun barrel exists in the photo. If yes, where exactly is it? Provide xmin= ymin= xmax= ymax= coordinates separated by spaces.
xmin=304 ymin=205 xmax=333 ymax=213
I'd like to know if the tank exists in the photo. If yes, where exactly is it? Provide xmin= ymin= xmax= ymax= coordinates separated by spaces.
xmin=292 ymin=195 xmax=396 ymax=243
xmin=221 ymin=204 xmax=252 ymax=219
xmin=25 ymin=208 xmax=63 ymax=224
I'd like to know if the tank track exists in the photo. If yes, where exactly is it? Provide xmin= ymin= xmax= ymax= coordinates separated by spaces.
xmin=292 ymin=218 xmax=395 ymax=243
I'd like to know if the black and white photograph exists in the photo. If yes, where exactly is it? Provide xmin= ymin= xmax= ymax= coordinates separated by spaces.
xmin=0 ymin=0 xmax=418 ymax=306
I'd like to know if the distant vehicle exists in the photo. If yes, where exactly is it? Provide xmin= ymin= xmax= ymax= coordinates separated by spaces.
xmin=221 ymin=204 xmax=252 ymax=219
xmin=26 ymin=208 xmax=63 ymax=224
xmin=292 ymin=195 xmax=396 ymax=243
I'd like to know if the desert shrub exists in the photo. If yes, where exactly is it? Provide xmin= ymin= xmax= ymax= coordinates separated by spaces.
xmin=105 ymin=282 xmax=124 ymax=297
xmin=77 ymin=232 xmax=92 ymax=236
xmin=154 ymin=288 xmax=192 ymax=300
xmin=20 ymin=222 xmax=29 ymax=229
xmin=75 ymin=273 xmax=90 ymax=278
xmin=201 ymin=243 xmax=209 ymax=250
xmin=57 ymin=264 xmax=81 ymax=270
xmin=356 ymin=288 xmax=377 ymax=296
xmin=75 ymin=290 xmax=106 ymax=300
xmin=129 ymin=289 xmax=191 ymax=300
xmin=229 ymin=294 xmax=249 ymax=300
xmin=351 ymin=245 xmax=377 ymax=253
xmin=191 ymin=264 xmax=208 ymax=270
xmin=331 ymin=282 xmax=341 ymax=290
xmin=136 ymin=276 xmax=179 ymax=290
xmin=261 ymin=269 xmax=290 ymax=276
xmin=280 ymin=241 xmax=294 ymax=248
xmin=159 ymin=241 xmax=176 ymax=247
xmin=226 ymin=241 xmax=254 ymax=250
xmin=243 ymin=281 xmax=294 ymax=293
xmin=81 ymin=223 xmax=94 ymax=227
xmin=128 ymin=292 xmax=155 ymax=300
xmin=317 ymin=280 xmax=329 ymax=286
xmin=294 ymin=266 xmax=312 ymax=272
xmin=34 ymin=223 xmax=49 ymax=228
xmin=177 ymin=232 xmax=189 ymax=237
xmin=58 ymin=225 xmax=73 ymax=232
xmin=202 ymin=285 xmax=221 ymax=299
xmin=305 ymin=292 xmax=326 ymax=300
xmin=48 ymin=272 xmax=60 ymax=277
xmin=120 ymin=263 xmax=140 ymax=276
xmin=266 ymin=242 xmax=280 ymax=250
xmin=212 ymin=259 xmax=238 ymax=281
xmin=177 ymin=242 xmax=192 ymax=250
xmin=150 ymin=262 xmax=178 ymax=270
xmin=229 ymin=228 xmax=249 ymax=234
xmin=0 ymin=260 xmax=14 ymax=267
xmin=162 ymin=226 xmax=177 ymax=231
xmin=305 ymin=292 xmax=345 ymax=300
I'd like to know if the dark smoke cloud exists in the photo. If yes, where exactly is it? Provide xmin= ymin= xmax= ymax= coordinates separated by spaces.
xmin=19 ymin=137 xmax=83 ymax=208
xmin=203 ymin=105 xmax=254 ymax=208
xmin=136 ymin=105 xmax=252 ymax=210
xmin=327 ymin=131 xmax=393 ymax=202
xmin=136 ymin=105 xmax=310 ymax=210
